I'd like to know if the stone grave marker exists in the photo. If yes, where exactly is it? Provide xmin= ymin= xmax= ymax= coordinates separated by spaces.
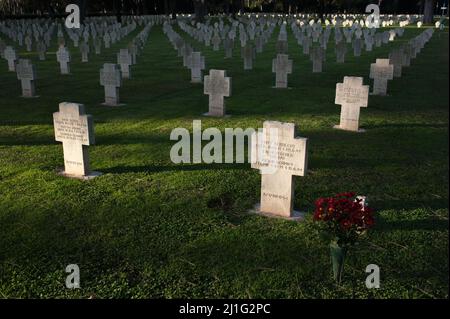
xmin=94 ymin=37 xmax=102 ymax=54
xmin=104 ymin=33 xmax=111 ymax=48
xmin=25 ymin=35 xmax=32 ymax=52
xmin=272 ymin=54 xmax=293 ymax=88
xmin=100 ymin=63 xmax=123 ymax=106
xmin=4 ymin=46 xmax=18 ymax=71
xmin=80 ymin=42 xmax=89 ymax=62
xmin=388 ymin=49 xmax=404 ymax=77
xmin=251 ymin=121 xmax=308 ymax=219
xmin=334 ymin=76 xmax=369 ymax=132
xmin=212 ymin=34 xmax=221 ymax=51
xmin=0 ymin=38 xmax=6 ymax=59
xmin=187 ymin=52 xmax=205 ymax=83
xmin=310 ymin=47 xmax=324 ymax=73
xmin=117 ymin=49 xmax=132 ymax=79
xmin=369 ymin=58 xmax=394 ymax=95
xmin=56 ymin=46 xmax=71 ymax=74
xmin=255 ymin=36 xmax=263 ymax=53
xmin=224 ymin=37 xmax=233 ymax=59
xmin=37 ymin=42 xmax=46 ymax=61
xmin=353 ymin=38 xmax=362 ymax=57
xmin=203 ymin=69 xmax=231 ymax=117
xmin=241 ymin=44 xmax=255 ymax=70
xmin=16 ymin=59 xmax=37 ymax=97
xmin=335 ymin=42 xmax=347 ymax=63
xmin=276 ymin=40 xmax=288 ymax=54
xmin=182 ymin=44 xmax=193 ymax=67
xmin=53 ymin=102 xmax=100 ymax=179
xmin=302 ymin=37 xmax=311 ymax=54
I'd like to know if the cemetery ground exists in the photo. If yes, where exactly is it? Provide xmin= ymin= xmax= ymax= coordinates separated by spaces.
xmin=0 ymin=24 xmax=448 ymax=299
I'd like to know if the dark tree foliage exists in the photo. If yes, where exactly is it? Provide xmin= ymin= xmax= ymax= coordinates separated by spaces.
xmin=0 ymin=0 xmax=433 ymax=18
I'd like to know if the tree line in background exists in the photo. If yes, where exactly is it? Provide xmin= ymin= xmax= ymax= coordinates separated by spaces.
xmin=0 ymin=0 xmax=445 ymax=23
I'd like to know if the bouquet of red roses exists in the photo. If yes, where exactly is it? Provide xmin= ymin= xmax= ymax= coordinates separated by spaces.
xmin=313 ymin=192 xmax=375 ymax=246
xmin=313 ymin=192 xmax=375 ymax=283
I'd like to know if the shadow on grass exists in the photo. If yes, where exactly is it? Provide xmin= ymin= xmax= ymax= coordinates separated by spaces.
xmin=364 ymin=123 xmax=448 ymax=129
xmin=371 ymin=198 xmax=449 ymax=212
xmin=101 ymin=162 xmax=249 ymax=174
xmin=374 ymin=216 xmax=449 ymax=232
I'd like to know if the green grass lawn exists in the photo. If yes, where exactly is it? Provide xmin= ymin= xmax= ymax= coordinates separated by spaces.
xmin=0 ymin=23 xmax=448 ymax=298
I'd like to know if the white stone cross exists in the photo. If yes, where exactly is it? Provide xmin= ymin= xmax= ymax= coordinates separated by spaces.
xmin=388 ymin=49 xmax=404 ymax=77
xmin=53 ymin=102 xmax=99 ymax=179
xmin=224 ymin=37 xmax=233 ymax=58
xmin=241 ymin=44 xmax=255 ymax=70
xmin=100 ymin=63 xmax=123 ymax=106
xmin=187 ymin=52 xmax=205 ymax=83
xmin=182 ymin=44 xmax=193 ymax=67
xmin=369 ymin=58 xmax=394 ymax=95
xmin=212 ymin=34 xmax=221 ymax=51
xmin=37 ymin=42 xmax=46 ymax=61
xmin=4 ymin=46 xmax=18 ymax=72
xmin=276 ymin=40 xmax=288 ymax=54
xmin=24 ymin=35 xmax=32 ymax=52
xmin=0 ymin=39 xmax=6 ymax=59
xmin=56 ymin=46 xmax=71 ymax=74
xmin=334 ymin=76 xmax=369 ymax=132
xmin=310 ymin=47 xmax=324 ymax=73
xmin=80 ymin=42 xmax=89 ymax=63
xmin=335 ymin=41 xmax=347 ymax=63
xmin=104 ymin=33 xmax=111 ymax=48
xmin=272 ymin=54 xmax=292 ymax=88
xmin=16 ymin=59 xmax=37 ymax=97
xmin=203 ymin=69 xmax=231 ymax=117
xmin=251 ymin=121 xmax=308 ymax=219
xmin=117 ymin=49 xmax=132 ymax=79
xmin=353 ymin=38 xmax=362 ymax=57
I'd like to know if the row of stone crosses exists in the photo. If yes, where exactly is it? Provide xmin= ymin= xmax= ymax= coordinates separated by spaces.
xmin=0 ymin=14 xmax=435 ymax=116
xmin=0 ymin=16 xmax=163 ymax=100
xmin=0 ymin=12 xmax=436 ymax=219
xmin=0 ymin=11 xmax=423 ymax=97
xmin=172 ymin=16 xmax=407 ymax=74
xmin=48 ymin=26 xmax=434 ymax=219
xmin=0 ymin=12 xmax=430 ymax=102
